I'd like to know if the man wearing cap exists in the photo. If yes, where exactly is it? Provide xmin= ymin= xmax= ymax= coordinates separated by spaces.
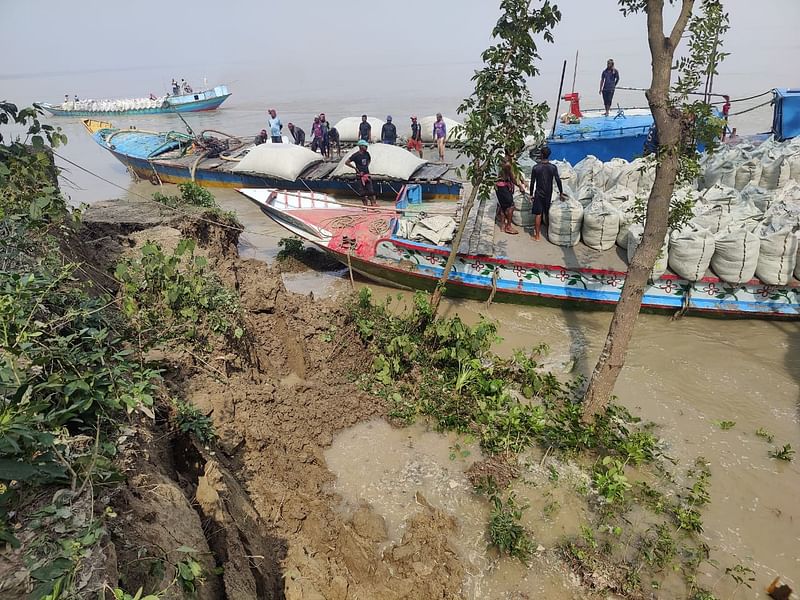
xmin=358 ymin=114 xmax=372 ymax=143
xmin=407 ymin=115 xmax=423 ymax=158
xmin=288 ymin=123 xmax=305 ymax=146
xmin=381 ymin=116 xmax=397 ymax=145
xmin=267 ymin=108 xmax=283 ymax=143
xmin=345 ymin=140 xmax=376 ymax=206
xmin=254 ymin=129 xmax=269 ymax=145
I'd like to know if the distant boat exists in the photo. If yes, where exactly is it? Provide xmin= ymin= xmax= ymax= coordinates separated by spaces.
xmin=40 ymin=85 xmax=231 ymax=117
xmin=82 ymin=119 xmax=462 ymax=201
xmin=238 ymin=187 xmax=800 ymax=320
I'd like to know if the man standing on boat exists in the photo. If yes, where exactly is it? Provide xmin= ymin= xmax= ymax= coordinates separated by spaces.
xmin=319 ymin=113 xmax=332 ymax=158
xmin=268 ymin=108 xmax=283 ymax=143
xmin=433 ymin=113 xmax=447 ymax=161
xmin=529 ymin=146 xmax=564 ymax=241
xmin=599 ymin=59 xmax=620 ymax=117
xmin=288 ymin=123 xmax=305 ymax=146
xmin=381 ymin=116 xmax=397 ymax=145
xmin=496 ymin=151 xmax=528 ymax=235
xmin=407 ymin=115 xmax=423 ymax=158
xmin=345 ymin=140 xmax=377 ymax=206
xmin=359 ymin=115 xmax=372 ymax=143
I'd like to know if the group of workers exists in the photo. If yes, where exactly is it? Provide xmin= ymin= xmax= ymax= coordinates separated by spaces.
xmin=170 ymin=79 xmax=193 ymax=95
xmin=255 ymin=109 xmax=449 ymax=161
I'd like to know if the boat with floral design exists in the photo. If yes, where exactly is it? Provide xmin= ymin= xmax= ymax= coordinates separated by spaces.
xmin=238 ymin=188 xmax=800 ymax=319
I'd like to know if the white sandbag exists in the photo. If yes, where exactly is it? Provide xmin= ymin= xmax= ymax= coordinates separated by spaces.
xmin=704 ymin=159 xmax=737 ymax=189
xmin=581 ymin=194 xmax=621 ymax=251
xmin=711 ymin=226 xmax=760 ymax=284
xmin=333 ymin=116 xmax=385 ymax=142
xmin=232 ymin=144 xmax=323 ymax=180
xmin=512 ymin=192 xmax=535 ymax=227
xmin=756 ymin=226 xmax=798 ymax=285
xmin=787 ymin=153 xmax=800 ymax=184
xmin=627 ymin=223 xmax=669 ymax=280
xmin=734 ymin=159 xmax=762 ymax=190
xmin=600 ymin=158 xmax=629 ymax=191
xmin=607 ymin=161 xmax=641 ymax=192
xmin=574 ymin=155 xmax=605 ymax=190
xmin=763 ymin=199 xmax=800 ymax=232
xmin=547 ymin=193 xmax=583 ymax=247
xmin=740 ymin=183 xmax=773 ymax=213
xmin=605 ymin=184 xmax=636 ymax=206
xmin=758 ymin=154 xmax=784 ymax=190
xmin=636 ymin=161 xmax=656 ymax=196
xmin=795 ymin=233 xmax=800 ymax=281
xmin=669 ymin=225 xmax=715 ymax=281
xmin=775 ymin=180 xmax=800 ymax=205
xmin=552 ymin=160 xmax=577 ymax=192
xmin=701 ymin=184 xmax=740 ymax=210
xmin=576 ymin=184 xmax=601 ymax=208
xmin=616 ymin=200 xmax=637 ymax=248
xmin=417 ymin=115 xmax=463 ymax=143
xmin=331 ymin=143 xmax=428 ymax=180
xmin=691 ymin=205 xmax=732 ymax=234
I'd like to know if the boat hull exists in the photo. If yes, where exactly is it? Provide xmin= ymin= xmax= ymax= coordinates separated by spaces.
xmin=105 ymin=149 xmax=462 ymax=201
xmin=43 ymin=94 xmax=230 ymax=117
xmin=242 ymin=190 xmax=799 ymax=319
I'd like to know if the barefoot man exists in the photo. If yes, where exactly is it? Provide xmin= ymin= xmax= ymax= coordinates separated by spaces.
xmin=496 ymin=151 xmax=528 ymax=235
xmin=529 ymin=146 xmax=564 ymax=241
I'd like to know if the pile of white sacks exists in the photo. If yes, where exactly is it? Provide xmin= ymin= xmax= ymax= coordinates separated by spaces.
xmin=529 ymin=135 xmax=800 ymax=285
xmin=64 ymin=97 xmax=164 ymax=112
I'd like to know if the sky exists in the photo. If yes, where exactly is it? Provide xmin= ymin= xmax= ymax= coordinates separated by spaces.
xmin=3 ymin=0 xmax=798 ymax=105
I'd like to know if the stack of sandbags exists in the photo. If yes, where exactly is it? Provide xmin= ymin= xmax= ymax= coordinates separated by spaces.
xmin=711 ymin=226 xmax=760 ymax=283
xmin=669 ymin=225 xmax=715 ymax=281
xmin=582 ymin=194 xmax=621 ymax=251
xmin=636 ymin=160 xmax=656 ymax=196
xmin=548 ymin=192 xmax=584 ymax=247
xmin=756 ymin=224 xmax=798 ymax=285
xmin=703 ymin=158 xmax=737 ymax=189
xmin=691 ymin=205 xmax=732 ymax=234
xmin=787 ymin=152 xmax=800 ymax=184
xmin=627 ymin=223 xmax=669 ymax=280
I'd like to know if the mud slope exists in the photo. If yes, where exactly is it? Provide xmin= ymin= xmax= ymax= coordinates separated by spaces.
xmin=80 ymin=201 xmax=467 ymax=600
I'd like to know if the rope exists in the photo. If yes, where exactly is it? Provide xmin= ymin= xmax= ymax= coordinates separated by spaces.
xmin=614 ymin=87 xmax=772 ymax=105
xmin=728 ymin=99 xmax=774 ymax=117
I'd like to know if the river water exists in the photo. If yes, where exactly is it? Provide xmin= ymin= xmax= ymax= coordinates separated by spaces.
xmin=5 ymin=1 xmax=799 ymax=597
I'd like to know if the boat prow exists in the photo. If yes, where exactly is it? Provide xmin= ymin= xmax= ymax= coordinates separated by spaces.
xmin=237 ymin=188 xmax=377 ymax=245
xmin=82 ymin=119 xmax=113 ymax=135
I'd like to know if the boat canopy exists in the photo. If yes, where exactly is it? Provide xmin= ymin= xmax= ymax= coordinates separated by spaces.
xmin=772 ymin=88 xmax=800 ymax=141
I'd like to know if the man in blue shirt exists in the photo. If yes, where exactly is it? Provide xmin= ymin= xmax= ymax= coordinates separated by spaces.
xmin=599 ymin=59 xmax=620 ymax=117
xmin=267 ymin=108 xmax=283 ymax=143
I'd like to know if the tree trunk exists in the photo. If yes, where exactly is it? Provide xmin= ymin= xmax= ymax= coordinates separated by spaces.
xmin=430 ymin=167 xmax=484 ymax=314
xmin=581 ymin=0 xmax=694 ymax=420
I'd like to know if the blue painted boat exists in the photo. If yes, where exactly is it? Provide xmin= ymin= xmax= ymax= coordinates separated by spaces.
xmin=83 ymin=120 xmax=463 ymax=201
xmin=239 ymin=188 xmax=800 ymax=319
xmin=547 ymin=108 xmax=653 ymax=164
xmin=40 ymin=85 xmax=231 ymax=117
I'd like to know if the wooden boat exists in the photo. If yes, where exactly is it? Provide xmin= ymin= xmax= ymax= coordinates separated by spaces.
xmin=83 ymin=120 xmax=463 ymax=201
xmin=40 ymin=85 xmax=231 ymax=117
xmin=238 ymin=187 xmax=800 ymax=319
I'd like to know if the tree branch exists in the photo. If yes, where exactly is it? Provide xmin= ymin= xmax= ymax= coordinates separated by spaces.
xmin=668 ymin=0 xmax=696 ymax=50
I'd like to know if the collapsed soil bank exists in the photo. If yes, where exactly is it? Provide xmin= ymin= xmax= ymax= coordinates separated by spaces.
xmin=78 ymin=200 xmax=468 ymax=599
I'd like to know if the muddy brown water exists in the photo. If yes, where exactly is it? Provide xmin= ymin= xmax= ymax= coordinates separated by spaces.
xmin=210 ymin=178 xmax=798 ymax=598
